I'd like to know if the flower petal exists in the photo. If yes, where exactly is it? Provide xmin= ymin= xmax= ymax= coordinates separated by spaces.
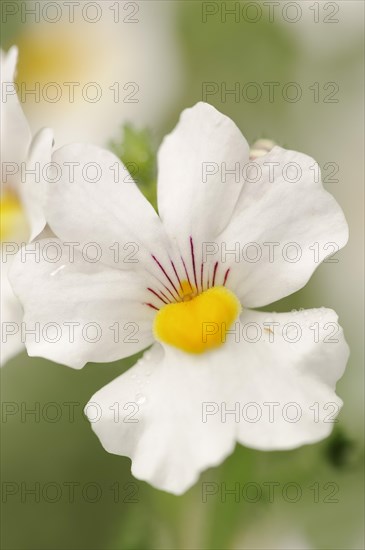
xmin=9 ymin=239 xmax=155 ymax=368
xmin=157 ymin=102 xmax=249 ymax=245
xmin=0 ymin=47 xmax=31 ymax=170
xmin=86 ymin=343 xmax=238 ymax=494
xmin=218 ymin=146 xmax=349 ymax=307
xmin=86 ymin=307 xmax=347 ymax=493
xmin=19 ymin=128 xmax=53 ymax=241
xmin=0 ymin=254 xmax=24 ymax=366
xmin=234 ymin=308 xmax=349 ymax=450
xmin=47 ymin=143 xmax=172 ymax=271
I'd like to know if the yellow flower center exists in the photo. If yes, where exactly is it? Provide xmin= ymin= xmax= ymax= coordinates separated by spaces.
xmin=153 ymin=282 xmax=241 ymax=354
xmin=0 ymin=190 xmax=27 ymax=241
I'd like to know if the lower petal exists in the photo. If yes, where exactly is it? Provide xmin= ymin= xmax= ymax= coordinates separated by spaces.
xmin=86 ymin=343 xmax=237 ymax=495
xmin=234 ymin=308 xmax=349 ymax=450
xmin=86 ymin=307 xmax=348 ymax=493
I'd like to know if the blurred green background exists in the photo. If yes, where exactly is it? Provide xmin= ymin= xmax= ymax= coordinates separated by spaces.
xmin=1 ymin=1 xmax=364 ymax=548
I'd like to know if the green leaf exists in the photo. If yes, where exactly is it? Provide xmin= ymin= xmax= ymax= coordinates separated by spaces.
xmin=109 ymin=124 xmax=158 ymax=210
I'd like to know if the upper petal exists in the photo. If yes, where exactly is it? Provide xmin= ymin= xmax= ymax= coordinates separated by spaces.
xmin=9 ymin=238 xmax=155 ymax=368
xmin=218 ymin=146 xmax=349 ymax=307
xmin=157 ymin=102 xmax=250 ymax=246
xmin=47 ymin=143 xmax=173 ymax=271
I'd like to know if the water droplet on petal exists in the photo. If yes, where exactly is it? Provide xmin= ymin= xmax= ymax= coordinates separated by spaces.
xmin=50 ymin=264 xmax=66 ymax=277
xmin=135 ymin=393 xmax=146 ymax=405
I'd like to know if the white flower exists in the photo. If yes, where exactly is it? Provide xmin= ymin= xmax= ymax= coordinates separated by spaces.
xmin=1 ymin=47 xmax=53 ymax=365
xmin=13 ymin=2 xmax=182 ymax=147
xmin=10 ymin=103 xmax=349 ymax=494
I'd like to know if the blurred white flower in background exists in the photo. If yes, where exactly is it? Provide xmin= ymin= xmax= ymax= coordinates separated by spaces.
xmin=287 ymin=0 xmax=363 ymax=59
xmin=14 ymin=0 xmax=183 ymax=146
xmin=10 ymin=103 xmax=349 ymax=493
xmin=234 ymin=514 xmax=313 ymax=550
xmin=1 ymin=47 xmax=53 ymax=365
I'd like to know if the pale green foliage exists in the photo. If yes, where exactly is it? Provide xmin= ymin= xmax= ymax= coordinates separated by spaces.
xmin=109 ymin=124 xmax=158 ymax=209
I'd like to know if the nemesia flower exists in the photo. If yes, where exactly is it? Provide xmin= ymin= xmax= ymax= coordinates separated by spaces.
xmin=1 ymin=46 xmax=53 ymax=365
xmin=14 ymin=2 xmax=181 ymax=146
xmin=236 ymin=519 xmax=314 ymax=550
xmin=10 ymin=103 xmax=349 ymax=493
